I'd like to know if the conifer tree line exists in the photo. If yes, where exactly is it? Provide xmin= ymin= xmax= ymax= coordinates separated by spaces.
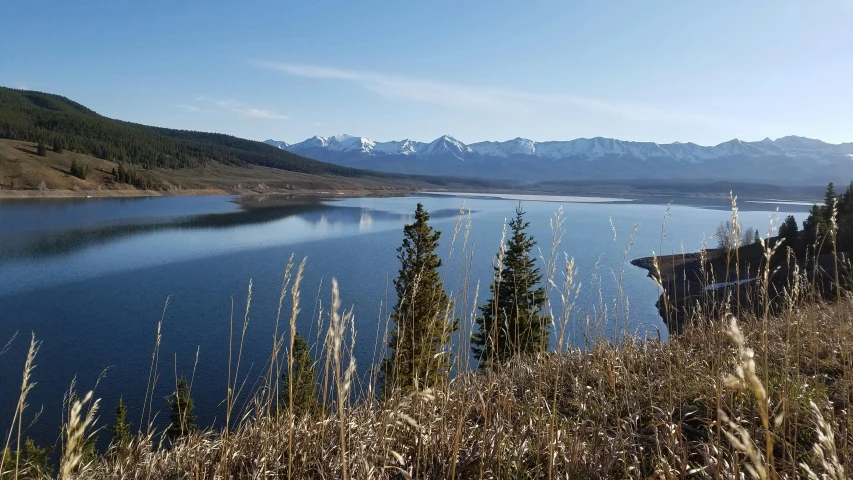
xmin=381 ymin=202 xmax=550 ymax=395
xmin=707 ymin=181 xmax=853 ymax=259
xmin=112 ymin=163 xmax=156 ymax=189
xmin=781 ymin=181 xmax=853 ymax=256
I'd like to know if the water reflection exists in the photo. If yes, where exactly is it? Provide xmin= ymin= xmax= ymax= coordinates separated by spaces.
xmin=0 ymin=203 xmax=298 ymax=261
xmin=0 ymin=197 xmax=464 ymax=262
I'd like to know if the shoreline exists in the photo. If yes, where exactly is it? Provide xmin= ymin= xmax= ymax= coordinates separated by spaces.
xmin=0 ymin=188 xmax=228 ymax=199
xmin=0 ymin=187 xmax=424 ymax=200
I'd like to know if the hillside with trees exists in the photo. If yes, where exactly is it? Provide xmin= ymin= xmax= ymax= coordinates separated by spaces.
xmin=0 ymin=87 xmax=387 ymax=177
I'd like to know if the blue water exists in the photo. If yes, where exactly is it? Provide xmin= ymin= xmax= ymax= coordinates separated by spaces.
xmin=0 ymin=193 xmax=808 ymax=448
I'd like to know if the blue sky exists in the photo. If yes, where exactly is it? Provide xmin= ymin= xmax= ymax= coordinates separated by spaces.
xmin=3 ymin=0 xmax=851 ymax=145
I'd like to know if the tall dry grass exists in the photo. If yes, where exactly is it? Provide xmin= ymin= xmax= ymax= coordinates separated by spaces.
xmin=1 ymin=201 xmax=851 ymax=479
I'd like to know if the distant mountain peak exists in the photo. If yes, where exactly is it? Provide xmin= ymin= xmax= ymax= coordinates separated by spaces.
xmin=265 ymin=139 xmax=290 ymax=150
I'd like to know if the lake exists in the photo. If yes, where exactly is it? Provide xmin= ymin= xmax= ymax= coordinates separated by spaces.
xmin=0 ymin=192 xmax=809 ymax=447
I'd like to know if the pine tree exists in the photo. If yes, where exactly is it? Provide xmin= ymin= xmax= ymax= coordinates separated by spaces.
xmin=69 ymin=158 xmax=87 ymax=179
xmin=281 ymin=332 xmax=320 ymax=417
xmin=778 ymin=215 xmax=799 ymax=248
xmin=823 ymin=182 xmax=838 ymax=223
xmin=53 ymin=141 xmax=63 ymax=154
xmin=166 ymin=376 xmax=196 ymax=441
xmin=839 ymin=181 xmax=853 ymax=217
xmin=37 ymin=141 xmax=47 ymax=157
xmin=803 ymin=204 xmax=827 ymax=248
xmin=381 ymin=203 xmax=453 ymax=394
xmin=109 ymin=396 xmax=133 ymax=448
xmin=753 ymin=229 xmax=762 ymax=244
xmin=472 ymin=204 xmax=549 ymax=367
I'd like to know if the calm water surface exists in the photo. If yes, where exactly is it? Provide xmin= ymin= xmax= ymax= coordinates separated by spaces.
xmin=0 ymin=193 xmax=808 ymax=447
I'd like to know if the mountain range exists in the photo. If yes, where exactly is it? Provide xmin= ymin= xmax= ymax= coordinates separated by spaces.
xmin=265 ymin=135 xmax=853 ymax=185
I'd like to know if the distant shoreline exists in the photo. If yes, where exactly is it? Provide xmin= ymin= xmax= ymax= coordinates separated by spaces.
xmin=422 ymin=191 xmax=634 ymax=203
xmin=0 ymin=187 xmax=421 ymax=200
xmin=0 ymin=188 xmax=226 ymax=199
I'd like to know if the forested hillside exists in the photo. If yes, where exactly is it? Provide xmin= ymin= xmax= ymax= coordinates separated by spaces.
xmin=0 ymin=87 xmax=377 ymax=177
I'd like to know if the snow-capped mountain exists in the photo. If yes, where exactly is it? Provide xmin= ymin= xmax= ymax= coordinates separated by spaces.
xmin=264 ymin=139 xmax=290 ymax=150
xmin=265 ymin=135 xmax=853 ymax=185
xmin=423 ymin=135 xmax=473 ymax=159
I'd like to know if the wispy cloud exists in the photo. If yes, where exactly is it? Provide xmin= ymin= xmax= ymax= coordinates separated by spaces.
xmin=188 ymin=97 xmax=289 ymax=120
xmin=256 ymin=61 xmax=519 ymax=111
xmin=239 ymin=108 xmax=289 ymax=120
xmin=216 ymin=99 xmax=242 ymax=108
xmin=253 ymin=60 xmax=724 ymax=125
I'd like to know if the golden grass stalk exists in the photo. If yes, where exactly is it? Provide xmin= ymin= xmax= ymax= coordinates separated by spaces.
xmin=59 ymin=391 xmax=100 ymax=479
xmin=2 ymin=333 xmax=39 ymax=480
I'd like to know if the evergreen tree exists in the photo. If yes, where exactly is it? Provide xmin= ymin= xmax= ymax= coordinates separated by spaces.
xmin=69 ymin=158 xmax=87 ymax=179
xmin=778 ymin=215 xmax=799 ymax=248
xmin=839 ymin=181 xmax=853 ymax=217
xmin=109 ymin=396 xmax=133 ymax=448
xmin=823 ymin=182 xmax=838 ymax=223
xmin=166 ymin=376 xmax=196 ymax=441
xmin=381 ymin=203 xmax=453 ymax=394
xmin=803 ymin=204 xmax=827 ymax=248
xmin=281 ymin=332 xmax=320 ymax=417
xmin=53 ymin=141 xmax=63 ymax=154
xmin=1 ymin=438 xmax=53 ymax=478
xmin=37 ymin=141 xmax=46 ymax=157
xmin=472 ymin=204 xmax=549 ymax=367
xmin=753 ymin=229 xmax=762 ymax=244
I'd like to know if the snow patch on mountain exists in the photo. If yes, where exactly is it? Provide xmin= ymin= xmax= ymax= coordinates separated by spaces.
xmin=372 ymin=139 xmax=428 ymax=155
xmin=264 ymin=139 xmax=290 ymax=150
xmin=470 ymin=137 xmax=536 ymax=157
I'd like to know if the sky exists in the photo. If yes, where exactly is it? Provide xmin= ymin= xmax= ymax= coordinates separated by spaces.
xmin=2 ymin=0 xmax=852 ymax=146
